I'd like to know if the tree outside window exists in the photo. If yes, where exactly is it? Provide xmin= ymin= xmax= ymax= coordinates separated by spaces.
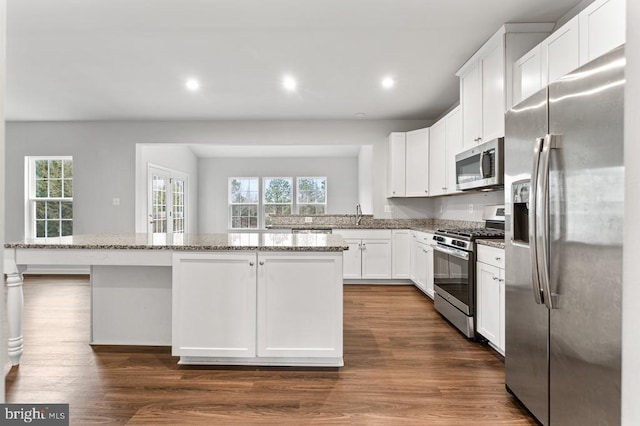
xmin=229 ymin=177 xmax=259 ymax=229
xmin=263 ymin=177 xmax=293 ymax=227
xmin=29 ymin=157 xmax=73 ymax=238
xmin=297 ymin=177 xmax=327 ymax=215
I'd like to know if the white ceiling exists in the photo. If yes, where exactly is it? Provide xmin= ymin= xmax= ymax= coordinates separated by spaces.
xmin=188 ymin=144 xmax=362 ymax=158
xmin=7 ymin=0 xmax=584 ymax=121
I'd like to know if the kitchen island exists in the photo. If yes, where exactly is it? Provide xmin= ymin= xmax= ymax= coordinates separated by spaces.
xmin=4 ymin=233 xmax=347 ymax=367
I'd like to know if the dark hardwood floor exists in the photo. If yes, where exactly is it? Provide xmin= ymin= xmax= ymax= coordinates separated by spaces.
xmin=5 ymin=275 xmax=536 ymax=425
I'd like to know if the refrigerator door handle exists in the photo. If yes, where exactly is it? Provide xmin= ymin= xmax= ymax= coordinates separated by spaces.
xmin=538 ymin=134 xmax=558 ymax=309
xmin=529 ymin=137 xmax=545 ymax=305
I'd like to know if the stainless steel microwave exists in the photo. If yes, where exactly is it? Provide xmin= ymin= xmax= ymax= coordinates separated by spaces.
xmin=455 ymin=138 xmax=504 ymax=191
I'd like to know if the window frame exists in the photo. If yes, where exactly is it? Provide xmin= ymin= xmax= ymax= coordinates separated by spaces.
xmin=228 ymin=177 xmax=260 ymax=230
xmin=262 ymin=177 xmax=293 ymax=228
xmin=25 ymin=156 xmax=74 ymax=239
xmin=296 ymin=176 xmax=327 ymax=215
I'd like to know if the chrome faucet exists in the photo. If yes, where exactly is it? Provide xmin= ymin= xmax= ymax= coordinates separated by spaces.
xmin=356 ymin=203 xmax=363 ymax=226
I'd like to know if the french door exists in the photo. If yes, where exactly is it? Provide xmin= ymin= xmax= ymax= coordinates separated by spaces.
xmin=148 ymin=165 xmax=187 ymax=237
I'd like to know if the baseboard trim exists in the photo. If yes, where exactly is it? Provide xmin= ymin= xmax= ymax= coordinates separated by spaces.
xmin=24 ymin=265 xmax=91 ymax=275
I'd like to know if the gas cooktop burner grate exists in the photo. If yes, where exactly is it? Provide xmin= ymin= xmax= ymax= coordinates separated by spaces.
xmin=436 ymin=228 xmax=505 ymax=239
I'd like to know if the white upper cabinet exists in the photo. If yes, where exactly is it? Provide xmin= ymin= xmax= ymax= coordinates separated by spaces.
xmin=513 ymin=45 xmax=543 ymax=106
xmin=387 ymin=132 xmax=406 ymax=197
xmin=428 ymin=120 xmax=446 ymax=197
xmin=388 ymin=128 xmax=429 ymax=198
xmin=543 ymin=15 xmax=580 ymax=85
xmin=457 ymin=24 xmax=553 ymax=149
xmin=481 ymin=38 xmax=505 ymax=143
xmin=405 ymin=128 xmax=430 ymax=197
xmin=579 ymin=0 xmax=625 ymax=65
xmin=513 ymin=0 xmax=625 ymax=106
xmin=429 ymin=105 xmax=462 ymax=197
xmin=460 ymin=61 xmax=482 ymax=149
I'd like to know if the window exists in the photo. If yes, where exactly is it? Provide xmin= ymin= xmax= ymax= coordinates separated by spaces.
xmin=297 ymin=177 xmax=327 ymax=215
xmin=263 ymin=177 xmax=293 ymax=227
xmin=172 ymin=179 xmax=185 ymax=233
xmin=27 ymin=157 xmax=73 ymax=238
xmin=229 ymin=176 xmax=327 ymax=229
xmin=229 ymin=177 xmax=259 ymax=229
xmin=148 ymin=165 xmax=188 ymax=236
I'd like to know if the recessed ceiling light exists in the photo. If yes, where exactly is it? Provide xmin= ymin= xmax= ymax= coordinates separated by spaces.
xmin=282 ymin=75 xmax=297 ymax=92
xmin=185 ymin=78 xmax=200 ymax=92
xmin=381 ymin=76 xmax=395 ymax=89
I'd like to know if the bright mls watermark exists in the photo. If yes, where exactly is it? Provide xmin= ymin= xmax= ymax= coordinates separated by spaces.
xmin=1 ymin=404 xmax=68 ymax=425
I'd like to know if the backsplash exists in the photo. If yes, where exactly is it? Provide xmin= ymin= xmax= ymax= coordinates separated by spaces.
xmin=268 ymin=214 xmax=483 ymax=230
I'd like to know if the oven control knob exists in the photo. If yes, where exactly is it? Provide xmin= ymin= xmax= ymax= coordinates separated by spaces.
xmin=434 ymin=236 xmax=444 ymax=242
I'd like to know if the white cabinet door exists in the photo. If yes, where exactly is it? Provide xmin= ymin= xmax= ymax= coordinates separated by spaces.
xmin=513 ymin=45 xmax=542 ymax=106
xmin=388 ymin=132 xmax=406 ymax=197
xmin=428 ymin=120 xmax=446 ymax=197
xmin=542 ymin=15 xmax=580 ymax=86
xmin=477 ymin=261 xmax=501 ymax=348
xmin=579 ymin=0 xmax=625 ymax=65
xmin=481 ymin=38 xmax=505 ymax=141
xmin=405 ymin=128 xmax=430 ymax=196
xmin=461 ymin=61 xmax=482 ymax=149
xmin=445 ymin=106 xmax=462 ymax=194
xmin=256 ymin=252 xmax=343 ymax=358
xmin=342 ymin=238 xmax=363 ymax=279
xmin=172 ymin=252 xmax=257 ymax=358
xmin=413 ymin=242 xmax=428 ymax=293
xmin=424 ymin=244 xmax=434 ymax=298
xmin=392 ymin=230 xmax=411 ymax=279
xmin=361 ymin=239 xmax=392 ymax=279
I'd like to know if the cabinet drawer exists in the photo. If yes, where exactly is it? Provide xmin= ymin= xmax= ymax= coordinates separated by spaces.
xmin=335 ymin=229 xmax=392 ymax=240
xmin=477 ymin=245 xmax=505 ymax=269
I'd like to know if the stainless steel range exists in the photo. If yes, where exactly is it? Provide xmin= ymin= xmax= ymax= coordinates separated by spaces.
xmin=432 ymin=205 xmax=505 ymax=338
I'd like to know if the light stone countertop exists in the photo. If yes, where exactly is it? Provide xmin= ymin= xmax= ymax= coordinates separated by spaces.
xmin=476 ymin=239 xmax=506 ymax=249
xmin=4 ymin=233 xmax=349 ymax=252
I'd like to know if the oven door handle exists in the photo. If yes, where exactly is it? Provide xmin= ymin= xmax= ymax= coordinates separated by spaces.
xmin=433 ymin=245 xmax=469 ymax=261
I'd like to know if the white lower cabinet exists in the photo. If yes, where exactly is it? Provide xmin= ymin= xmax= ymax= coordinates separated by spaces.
xmin=172 ymin=252 xmax=257 ymax=357
xmin=256 ymin=252 xmax=343 ymax=359
xmin=172 ymin=251 xmax=343 ymax=365
xmin=337 ymin=230 xmax=392 ymax=279
xmin=476 ymin=245 xmax=505 ymax=355
xmin=410 ymin=231 xmax=435 ymax=298
xmin=391 ymin=230 xmax=411 ymax=278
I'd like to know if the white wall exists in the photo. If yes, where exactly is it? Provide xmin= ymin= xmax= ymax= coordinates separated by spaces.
xmin=622 ymin=0 xmax=639 ymax=423
xmin=135 ymin=144 xmax=199 ymax=233
xmin=198 ymin=156 xmax=358 ymax=232
xmin=357 ymin=145 xmax=373 ymax=214
xmin=5 ymin=119 xmax=429 ymax=240
xmin=431 ymin=191 xmax=504 ymax=221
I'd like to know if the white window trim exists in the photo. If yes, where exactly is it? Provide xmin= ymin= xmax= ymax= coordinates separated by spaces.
xmin=296 ymin=176 xmax=327 ymax=214
xmin=24 ymin=156 xmax=73 ymax=239
xmin=228 ymin=177 xmax=260 ymax=230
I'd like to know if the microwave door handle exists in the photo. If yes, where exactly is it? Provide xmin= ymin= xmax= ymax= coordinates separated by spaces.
xmin=529 ymin=137 xmax=544 ymax=305
xmin=479 ymin=150 xmax=485 ymax=179
xmin=538 ymin=134 xmax=558 ymax=309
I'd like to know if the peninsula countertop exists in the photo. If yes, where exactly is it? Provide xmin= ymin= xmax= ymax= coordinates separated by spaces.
xmin=4 ymin=232 xmax=349 ymax=252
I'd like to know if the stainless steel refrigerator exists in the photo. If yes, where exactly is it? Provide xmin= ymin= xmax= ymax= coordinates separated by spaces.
xmin=504 ymin=45 xmax=624 ymax=425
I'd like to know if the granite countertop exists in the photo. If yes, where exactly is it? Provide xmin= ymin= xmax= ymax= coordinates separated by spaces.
xmin=5 ymin=233 xmax=349 ymax=252
xmin=476 ymin=239 xmax=506 ymax=249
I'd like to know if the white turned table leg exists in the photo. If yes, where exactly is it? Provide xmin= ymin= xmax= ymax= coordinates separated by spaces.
xmin=6 ymin=272 xmax=24 ymax=365
xmin=5 ymin=249 xmax=25 ymax=366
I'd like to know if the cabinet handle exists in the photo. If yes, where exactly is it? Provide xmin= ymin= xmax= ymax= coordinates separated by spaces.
xmin=499 ymin=279 xmax=505 ymax=283
xmin=495 ymin=257 xmax=502 ymax=261
xmin=442 ymin=187 xmax=447 ymax=191
xmin=361 ymin=243 xmax=366 ymax=249
xmin=249 ymin=261 xmax=255 ymax=266
xmin=424 ymin=189 xmax=428 ymax=193
xmin=259 ymin=261 xmax=265 ymax=266
xmin=493 ymin=276 xmax=499 ymax=281
xmin=474 ymin=137 xmax=482 ymax=143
